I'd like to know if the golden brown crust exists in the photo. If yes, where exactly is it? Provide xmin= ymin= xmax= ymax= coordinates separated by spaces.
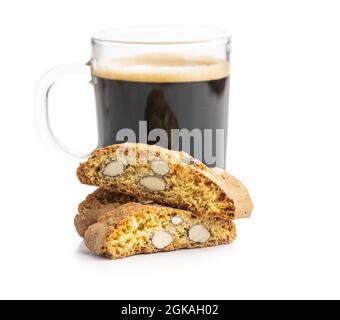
xmin=84 ymin=202 xmax=237 ymax=259
xmin=84 ymin=222 xmax=111 ymax=256
xmin=74 ymin=188 xmax=139 ymax=237
xmin=209 ymin=168 xmax=253 ymax=219
xmin=77 ymin=143 xmax=253 ymax=220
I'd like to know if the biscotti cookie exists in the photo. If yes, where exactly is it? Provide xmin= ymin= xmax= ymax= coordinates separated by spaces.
xmin=84 ymin=202 xmax=237 ymax=259
xmin=74 ymin=188 xmax=140 ymax=237
xmin=77 ymin=143 xmax=253 ymax=219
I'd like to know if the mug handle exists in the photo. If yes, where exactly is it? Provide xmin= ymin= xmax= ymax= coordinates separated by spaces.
xmin=35 ymin=62 xmax=97 ymax=159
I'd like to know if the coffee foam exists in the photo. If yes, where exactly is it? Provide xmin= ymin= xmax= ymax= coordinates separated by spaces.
xmin=92 ymin=53 xmax=229 ymax=83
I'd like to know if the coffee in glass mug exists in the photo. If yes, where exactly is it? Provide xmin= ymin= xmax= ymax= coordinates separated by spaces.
xmin=36 ymin=26 xmax=231 ymax=168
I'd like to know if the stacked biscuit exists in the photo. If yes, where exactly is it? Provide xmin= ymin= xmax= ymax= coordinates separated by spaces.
xmin=75 ymin=143 xmax=253 ymax=259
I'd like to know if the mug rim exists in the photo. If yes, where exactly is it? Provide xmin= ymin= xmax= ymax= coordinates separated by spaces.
xmin=92 ymin=25 xmax=231 ymax=45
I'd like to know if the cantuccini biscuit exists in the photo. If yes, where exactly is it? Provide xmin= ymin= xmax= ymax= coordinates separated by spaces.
xmin=77 ymin=143 xmax=253 ymax=220
xmin=84 ymin=202 xmax=237 ymax=259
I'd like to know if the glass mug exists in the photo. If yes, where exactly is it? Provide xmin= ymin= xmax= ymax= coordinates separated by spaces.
xmin=36 ymin=26 xmax=231 ymax=168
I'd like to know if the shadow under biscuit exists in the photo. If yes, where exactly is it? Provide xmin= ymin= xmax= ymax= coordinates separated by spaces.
xmin=76 ymin=241 xmax=106 ymax=260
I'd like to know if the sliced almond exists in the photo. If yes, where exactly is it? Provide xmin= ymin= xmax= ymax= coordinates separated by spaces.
xmin=171 ymin=216 xmax=183 ymax=225
xmin=151 ymin=160 xmax=169 ymax=175
xmin=140 ymin=176 xmax=166 ymax=191
xmin=151 ymin=230 xmax=173 ymax=249
xmin=139 ymin=199 xmax=155 ymax=205
xmin=182 ymin=156 xmax=200 ymax=166
xmin=102 ymin=160 xmax=124 ymax=177
xmin=188 ymin=224 xmax=211 ymax=243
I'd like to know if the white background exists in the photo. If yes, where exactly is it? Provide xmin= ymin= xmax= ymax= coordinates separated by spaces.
xmin=0 ymin=0 xmax=339 ymax=300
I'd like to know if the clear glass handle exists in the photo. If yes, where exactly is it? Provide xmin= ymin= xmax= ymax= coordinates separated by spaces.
xmin=35 ymin=63 xmax=96 ymax=159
